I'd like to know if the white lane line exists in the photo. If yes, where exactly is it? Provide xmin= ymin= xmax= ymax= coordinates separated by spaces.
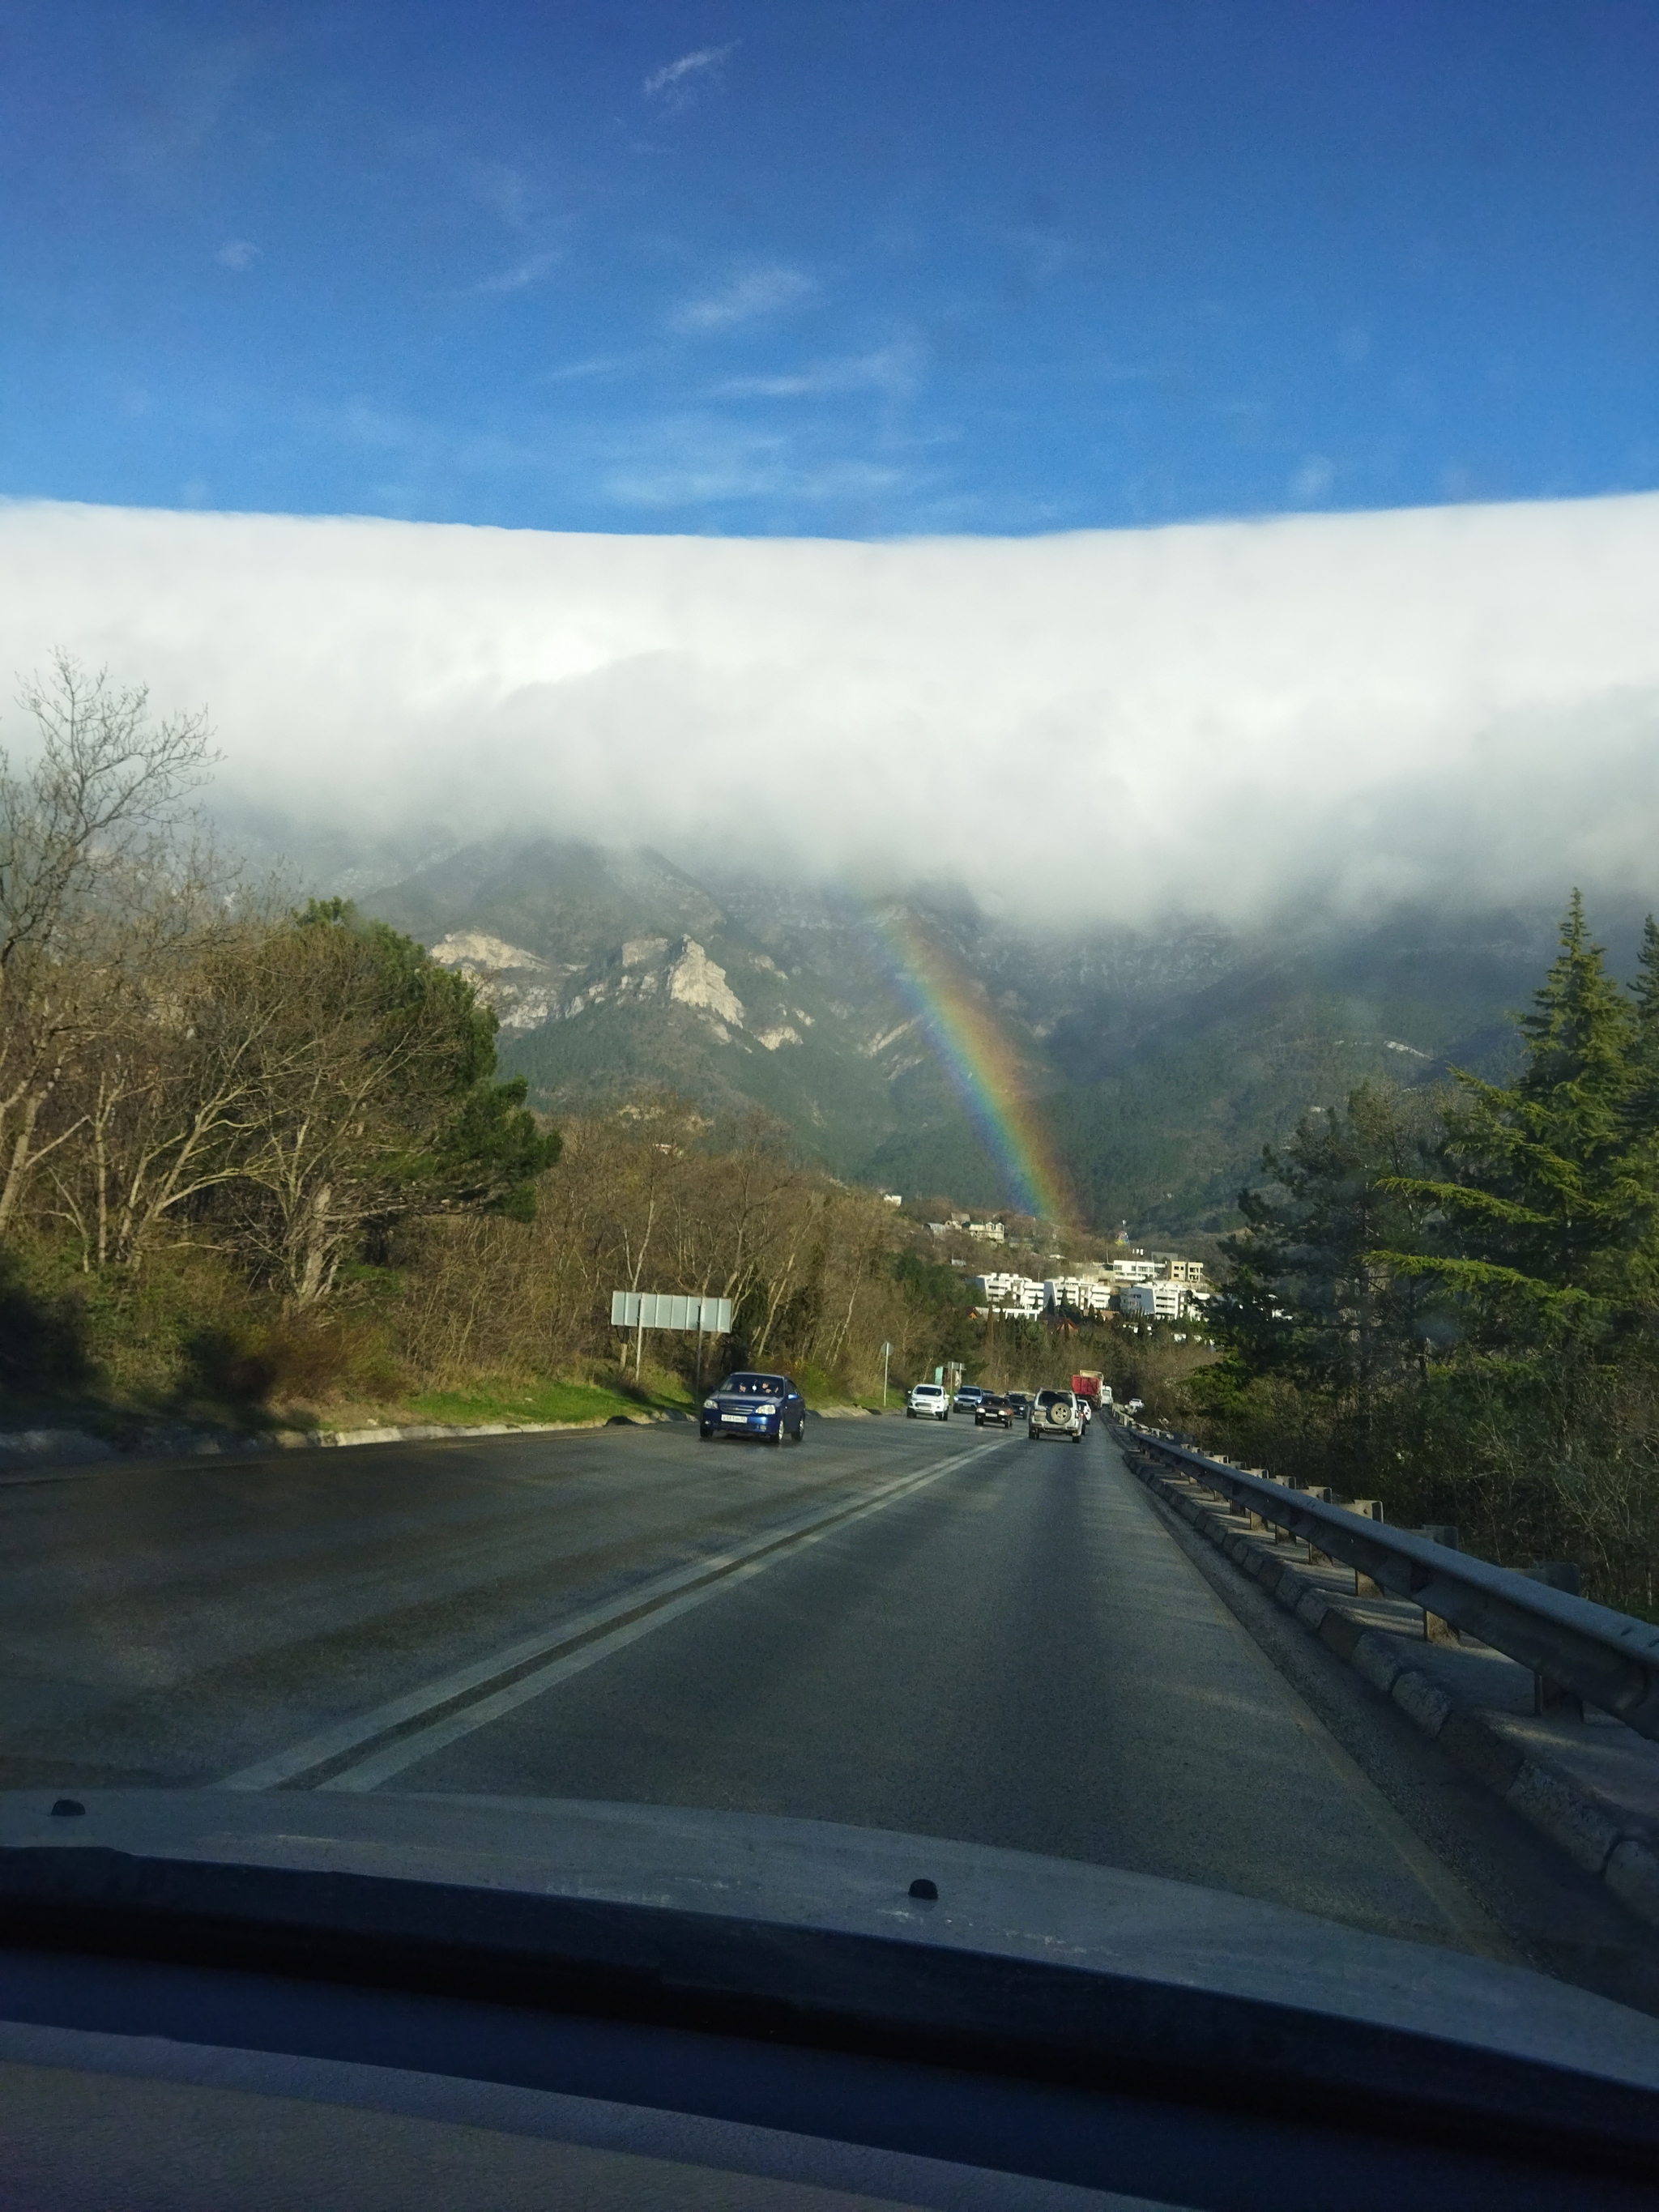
xmin=222 ymin=1435 xmax=1009 ymax=1793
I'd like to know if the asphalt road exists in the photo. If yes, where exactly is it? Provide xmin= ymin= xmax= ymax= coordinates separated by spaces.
xmin=7 ymin=1409 xmax=1657 ymax=1993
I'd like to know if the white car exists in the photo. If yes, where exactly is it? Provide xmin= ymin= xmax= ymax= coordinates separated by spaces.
xmin=906 ymin=1383 xmax=950 ymax=1421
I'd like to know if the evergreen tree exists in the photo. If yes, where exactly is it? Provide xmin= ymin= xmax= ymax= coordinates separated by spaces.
xmin=1627 ymin=913 xmax=1659 ymax=1144
xmin=1376 ymin=893 xmax=1648 ymax=1336
xmin=1214 ymin=1081 xmax=1440 ymax=1406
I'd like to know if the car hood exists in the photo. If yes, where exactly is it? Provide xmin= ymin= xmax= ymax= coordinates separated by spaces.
xmin=2 ymin=1789 xmax=1658 ymax=2107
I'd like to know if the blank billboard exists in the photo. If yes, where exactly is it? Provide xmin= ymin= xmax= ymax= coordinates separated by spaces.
xmin=610 ymin=1292 xmax=734 ymax=1332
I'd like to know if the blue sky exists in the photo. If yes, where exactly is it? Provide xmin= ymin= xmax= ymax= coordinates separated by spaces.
xmin=4 ymin=0 xmax=1657 ymax=537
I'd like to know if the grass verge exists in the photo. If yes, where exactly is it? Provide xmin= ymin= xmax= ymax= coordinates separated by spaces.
xmin=402 ymin=1375 xmax=689 ymax=1428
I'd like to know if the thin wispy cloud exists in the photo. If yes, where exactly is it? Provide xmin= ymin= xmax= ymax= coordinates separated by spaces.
xmin=1290 ymin=455 xmax=1335 ymax=502
xmin=715 ymin=343 xmax=922 ymax=400
xmin=470 ymin=161 xmax=536 ymax=228
xmin=606 ymin=444 xmax=905 ymax=509
xmin=215 ymin=239 xmax=258 ymax=271
xmin=672 ymin=264 xmax=816 ymax=335
xmin=541 ymin=353 xmax=638 ymax=386
xmin=474 ymin=250 xmax=561 ymax=296
xmin=643 ymin=42 xmax=739 ymax=102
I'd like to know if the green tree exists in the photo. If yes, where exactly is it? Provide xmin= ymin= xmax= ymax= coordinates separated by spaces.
xmin=890 ymin=1248 xmax=983 ymax=1378
xmin=1377 ymin=893 xmax=1649 ymax=1340
xmin=1211 ymin=1081 xmax=1441 ymax=1418
xmin=228 ymin=902 xmax=557 ymax=1302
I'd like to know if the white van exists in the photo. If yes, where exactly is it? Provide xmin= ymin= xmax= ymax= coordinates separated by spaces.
xmin=906 ymin=1383 xmax=950 ymax=1421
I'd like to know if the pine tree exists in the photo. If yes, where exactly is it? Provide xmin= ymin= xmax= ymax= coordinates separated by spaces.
xmin=1376 ymin=893 xmax=1648 ymax=1336
xmin=1216 ymin=1081 xmax=1441 ymax=1400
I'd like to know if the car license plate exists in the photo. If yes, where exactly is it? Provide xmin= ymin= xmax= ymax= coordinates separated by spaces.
xmin=722 ymin=1413 xmax=750 ymax=1423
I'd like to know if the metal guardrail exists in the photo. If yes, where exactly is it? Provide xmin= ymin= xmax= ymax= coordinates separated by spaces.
xmin=1114 ymin=1420 xmax=1659 ymax=1742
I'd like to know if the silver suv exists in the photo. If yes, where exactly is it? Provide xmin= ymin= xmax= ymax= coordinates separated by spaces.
xmin=1028 ymin=1388 xmax=1084 ymax=1443
xmin=906 ymin=1382 xmax=950 ymax=1421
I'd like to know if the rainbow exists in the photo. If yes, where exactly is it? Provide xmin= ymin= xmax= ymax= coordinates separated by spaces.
xmin=866 ymin=904 xmax=1074 ymax=1225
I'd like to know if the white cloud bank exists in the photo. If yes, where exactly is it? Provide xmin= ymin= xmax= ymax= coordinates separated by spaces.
xmin=1 ymin=493 xmax=1657 ymax=924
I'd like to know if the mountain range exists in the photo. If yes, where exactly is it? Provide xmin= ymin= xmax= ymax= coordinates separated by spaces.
xmin=299 ymin=830 xmax=1627 ymax=1242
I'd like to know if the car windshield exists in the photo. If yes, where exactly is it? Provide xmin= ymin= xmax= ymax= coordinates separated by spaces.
xmin=5 ymin=0 xmax=1657 ymax=2121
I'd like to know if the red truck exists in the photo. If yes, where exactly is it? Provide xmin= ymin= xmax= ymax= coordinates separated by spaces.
xmin=1071 ymin=1370 xmax=1110 ymax=1411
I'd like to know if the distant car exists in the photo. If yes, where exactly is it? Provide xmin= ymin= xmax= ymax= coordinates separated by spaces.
xmin=953 ymin=1386 xmax=986 ymax=1413
xmin=1028 ymin=1388 xmax=1084 ymax=1443
xmin=906 ymin=1383 xmax=950 ymax=1421
xmin=1005 ymin=1391 xmax=1032 ymax=1419
xmin=1124 ymin=1397 xmax=1144 ymax=1414
xmin=975 ymin=1393 xmax=1014 ymax=1428
xmin=700 ymin=1370 xmax=807 ymax=1445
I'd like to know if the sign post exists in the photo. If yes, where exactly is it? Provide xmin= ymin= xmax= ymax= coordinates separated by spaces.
xmin=610 ymin=1292 xmax=735 ymax=1387
xmin=881 ymin=1341 xmax=892 ymax=1408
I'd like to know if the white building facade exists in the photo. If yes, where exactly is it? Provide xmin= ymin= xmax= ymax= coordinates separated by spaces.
xmin=970 ymin=1272 xmax=1047 ymax=1315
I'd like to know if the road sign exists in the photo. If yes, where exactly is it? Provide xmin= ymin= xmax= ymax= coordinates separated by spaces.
xmin=610 ymin=1293 xmax=733 ymax=1332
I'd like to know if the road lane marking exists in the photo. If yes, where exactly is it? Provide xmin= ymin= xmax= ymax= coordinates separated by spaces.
xmin=222 ymin=1434 xmax=1011 ymax=1793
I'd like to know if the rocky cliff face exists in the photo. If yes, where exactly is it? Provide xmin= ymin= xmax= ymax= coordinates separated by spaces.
xmin=431 ymin=920 xmax=810 ymax=1054
xmin=369 ymin=836 xmax=1575 ymax=1235
xmin=427 ymin=931 xmax=560 ymax=1032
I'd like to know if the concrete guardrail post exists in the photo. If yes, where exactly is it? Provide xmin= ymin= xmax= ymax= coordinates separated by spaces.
xmin=1349 ymin=1500 xmax=1384 ymax=1593
xmin=1526 ymin=1562 xmax=1586 ymax=1716
xmin=1416 ymin=1526 xmax=1461 ymax=1643
xmin=1299 ymin=1486 xmax=1334 ymax=1562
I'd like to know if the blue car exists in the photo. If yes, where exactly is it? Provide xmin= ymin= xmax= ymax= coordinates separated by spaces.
xmin=700 ymin=1370 xmax=807 ymax=1445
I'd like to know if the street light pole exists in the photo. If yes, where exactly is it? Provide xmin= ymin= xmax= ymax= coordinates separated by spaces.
xmin=881 ymin=1340 xmax=891 ymax=1408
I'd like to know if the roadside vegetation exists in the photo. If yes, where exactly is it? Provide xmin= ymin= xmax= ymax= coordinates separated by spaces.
xmin=0 ymin=658 xmax=1055 ymax=1438
xmin=1141 ymin=896 xmax=1659 ymax=1614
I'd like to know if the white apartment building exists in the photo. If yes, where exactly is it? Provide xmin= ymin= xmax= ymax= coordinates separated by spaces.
xmin=1108 ymin=1258 xmax=1158 ymax=1285
xmin=970 ymin=1272 xmax=1047 ymax=1315
xmin=1121 ymin=1281 xmax=1187 ymax=1319
xmin=1046 ymin=1276 xmax=1114 ymax=1317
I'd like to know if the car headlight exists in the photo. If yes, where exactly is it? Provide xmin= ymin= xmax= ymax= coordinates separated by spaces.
xmin=756 ymin=1400 xmax=779 ymax=1413
xmin=703 ymin=1398 xmax=719 ymax=1411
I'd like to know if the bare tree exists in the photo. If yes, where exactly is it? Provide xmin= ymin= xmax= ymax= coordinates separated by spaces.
xmin=46 ymin=912 xmax=273 ymax=1270
xmin=0 ymin=654 xmax=215 ymax=1236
